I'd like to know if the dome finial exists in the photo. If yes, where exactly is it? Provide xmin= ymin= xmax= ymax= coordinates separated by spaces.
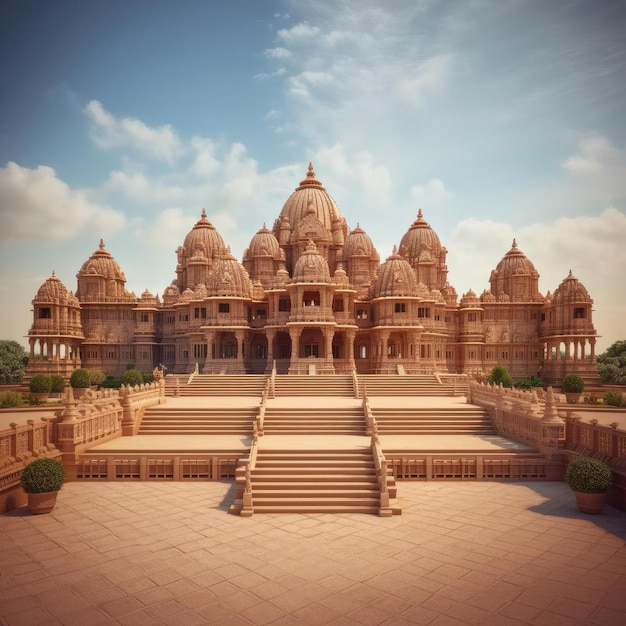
xmin=51 ymin=269 xmax=56 ymax=277
xmin=512 ymin=238 xmax=517 ymax=249
xmin=418 ymin=208 xmax=423 ymax=219
xmin=307 ymin=162 xmax=315 ymax=177
xmin=99 ymin=239 xmax=105 ymax=250
xmin=201 ymin=208 xmax=207 ymax=219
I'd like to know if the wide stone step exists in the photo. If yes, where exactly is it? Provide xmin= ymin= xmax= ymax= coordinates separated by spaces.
xmin=251 ymin=475 xmax=377 ymax=484
xmin=252 ymin=504 xmax=379 ymax=514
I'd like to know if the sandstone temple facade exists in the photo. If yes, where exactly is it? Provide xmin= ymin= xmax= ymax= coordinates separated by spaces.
xmin=27 ymin=164 xmax=598 ymax=384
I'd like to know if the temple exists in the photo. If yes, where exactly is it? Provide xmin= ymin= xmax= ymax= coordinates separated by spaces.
xmin=26 ymin=164 xmax=598 ymax=384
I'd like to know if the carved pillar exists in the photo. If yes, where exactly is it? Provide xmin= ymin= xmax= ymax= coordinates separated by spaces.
xmin=235 ymin=330 xmax=245 ymax=373
xmin=323 ymin=327 xmax=335 ymax=374
xmin=346 ymin=329 xmax=356 ymax=371
xmin=288 ymin=327 xmax=302 ymax=374
xmin=265 ymin=329 xmax=276 ymax=373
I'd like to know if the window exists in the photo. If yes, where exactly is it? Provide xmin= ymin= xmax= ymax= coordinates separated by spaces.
xmin=574 ymin=308 xmax=585 ymax=319
xmin=140 ymin=313 xmax=149 ymax=323
xmin=194 ymin=344 xmax=208 ymax=358
xmin=255 ymin=309 xmax=267 ymax=318
xmin=356 ymin=309 xmax=368 ymax=319
xmin=303 ymin=291 xmax=320 ymax=306
xmin=182 ymin=350 xmax=189 ymax=359
xmin=467 ymin=312 xmax=478 ymax=322
xmin=332 ymin=298 xmax=344 ymax=312
xmin=278 ymin=299 xmax=290 ymax=312
xmin=194 ymin=307 xmax=207 ymax=319
xmin=358 ymin=345 xmax=367 ymax=359
xmin=166 ymin=315 xmax=175 ymax=324
xmin=39 ymin=308 xmax=51 ymax=319
xmin=418 ymin=307 xmax=430 ymax=318
xmin=304 ymin=344 xmax=319 ymax=357
xmin=218 ymin=303 xmax=230 ymax=313
xmin=395 ymin=303 xmax=406 ymax=313
xmin=179 ymin=313 xmax=189 ymax=322
xmin=541 ymin=313 xmax=546 ymax=322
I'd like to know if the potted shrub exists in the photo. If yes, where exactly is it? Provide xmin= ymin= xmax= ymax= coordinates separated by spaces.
xmin=20 ymin=457 xmax=65 ymax=514
xmin=121 ymin=368 xmax=144 ymax=386
xmin=562 ymin=374 xmax=584 ymax=404
xmin=70 ymin=368 xmax=91 ymax=398
xmin=565 ymin=456 xmax=612 ymax=514
xmin=29 ymin=373 xmax=52 ymax=398
xmin=50 ymin=375 xmax=65 ymax=394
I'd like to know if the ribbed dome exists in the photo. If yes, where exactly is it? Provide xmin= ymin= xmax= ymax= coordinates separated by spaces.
xmin=183 ymin=209 xmax=226 ymax=260
xmin=371 ymin=248 xmax=419 ymax=298
xmin=491 ymin=239 xmax=538 ymax=281
xmin=342 ymin=224 xmax=378 ymax=261
xmin=34 ymin=271 xmax=78 ymax=306
xmin=77 ymin=239 xmax=126 ymax=281
xmin=292 ymin=240 xmax=330 ymax=283
xmin=489 ymin=239 xmax=540 ymax=300
xmin=399 ymin=209 xmax=443 ymax=264
xmin=207 ymin=251 xmax=252 ymax=298
xmin=244 ymin=224 xmax=281 ymax=260
xmin=552 ymin=271 xmax=592 ymax=304
xmin=274 ymin=163 xmax=343 ymax=238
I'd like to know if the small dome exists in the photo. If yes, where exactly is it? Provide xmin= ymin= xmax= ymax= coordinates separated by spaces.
xmin=139 ymin=289 xmax=158 ymax=306
xmin=77 ymin=239 xmax=126 ymax=281
xmin=552 ymin=270 xmax=592 ymax=304
xmin=399 ymin=209 xmax=443 ymax=265
xmin=273 ymin=263 xmax=290 ymax=287
xmin=416 ymin=282 xmax=430 ymax=299
xmin=371 ymin=247 xmax=419 ymax=298
xmin=182 ymin=209 xmax=226 ymax=261
xmin=245 ymin=224 xmax=281 ymax=260
xmin=292 ymin=240 xmax=331 ymax=283
xmin=480 ymin=289 xmax=496 ymax=303
xmin=34 ymin=271 xmax=78 ymax=306
xmin=162 ymin=283 xmax=180 ymax=305
xmin=332 ymin=263 xmax=350 ymax=287
xmin=207 ymin=251 xmax=252 ymax=298
xmin=460 ymin=289 xmax=481 ymax=308
xmin=342 ymin=224 xmax=379 ymax=261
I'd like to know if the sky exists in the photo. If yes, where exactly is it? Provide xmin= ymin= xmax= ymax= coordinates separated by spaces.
xmin=1 ymin=0 xmax=625 ymax=354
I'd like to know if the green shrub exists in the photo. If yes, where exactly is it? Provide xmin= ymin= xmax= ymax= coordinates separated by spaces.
xmin=562 ymin=374 xmax=584 ymax=393
xmin=566 ymin=457 xmax=612 ymax=494
xmin=20 ymin=457 xmax=65 ymax=494
xmin=50 ymin=375 xmax=65 ymax=393
xmin=29 ymin=374 xmax=52 ymax=394
xmin=120 ymin=368 xmax=144 ymax=386
xmin=98 ymin=379 xmax=122 ymax=389
xmin=487 ymin=365 xmax=513 ymax=387
xmin=87 ymin=369 xmax=107 ymax=385
xmin=602 ymin=391 xmax=624 ymax=407
xmin=0 ymin=390 xmax=26 ymax=407
xmin=70 ymin=369 xmax=91 ymax=388
xmin=126 ymin=363 xmax=135 ymax=371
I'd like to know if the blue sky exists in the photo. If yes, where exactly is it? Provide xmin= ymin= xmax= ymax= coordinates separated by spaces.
xmin=1 ymin=0 xmax=625 ymax=354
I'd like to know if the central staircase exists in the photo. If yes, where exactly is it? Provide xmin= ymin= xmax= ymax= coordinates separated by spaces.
xmin=249 ymin=448 xmax=382 ymax=514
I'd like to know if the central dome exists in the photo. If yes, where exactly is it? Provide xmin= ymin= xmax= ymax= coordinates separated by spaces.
xmin=273 ymin=163 xmax=344 ymax=238
xmin=292 ymin=240 xmax=331 ymax=283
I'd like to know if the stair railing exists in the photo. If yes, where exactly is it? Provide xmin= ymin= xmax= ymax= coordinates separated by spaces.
xmin=362 ymin=395 xmax=373 ymax=436
xmin=270 ymin=361 xmax=276 ymax=398
xmin=186 ymin=363 xmax=199 ymax=385
xmin=371 ymin=433 xmax=391 ymax=515
xmin=352 ymin=368 xmax=360 ymax=399
xmin=241 ymin=434 xmax=258 ymax=516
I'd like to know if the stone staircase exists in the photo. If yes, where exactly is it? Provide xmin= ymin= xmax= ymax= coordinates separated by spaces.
xmin=274 ymin=375 xmax=354 ymax=397
xmin=138 ymin=406 xmax=256 ymax=435
xmin=358 ymin=374 xmax=449 ymax=396
xmin=249 ymin=448 xmax=382 ymax=514
xmin=166 ymin=374 xmax=267 ymax=397
xmin=371 ymin=406 xmax=495 ymax=435
xmin=262 ymin=406 xmax=366 ymax=435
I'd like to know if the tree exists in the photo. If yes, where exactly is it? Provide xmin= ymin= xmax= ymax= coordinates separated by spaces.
xmin=597 ymin=340 xmax=626 ymax=385
xmin=0 ymin=340 xmax=29 ymax=384
xmin=487 ymin=365 xmax=513 ymax=387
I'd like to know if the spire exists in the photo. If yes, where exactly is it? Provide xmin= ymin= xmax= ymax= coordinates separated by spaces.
xmin=512 ymin=238 xmax=517 ymax=249
xmin=99 ymin=239 xmax=105 ymax=250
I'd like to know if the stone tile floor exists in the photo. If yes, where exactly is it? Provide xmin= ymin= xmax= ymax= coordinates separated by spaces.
xmin=1 ymin=481 xmax=625 ymax=625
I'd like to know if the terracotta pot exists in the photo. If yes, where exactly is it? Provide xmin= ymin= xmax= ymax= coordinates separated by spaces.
xmin=574 ymin=491 xmax=606 ymax=515
xmin=27 ymin=491 xmax=58 ymax=515
xmin=565 ymin=393 xmax=581 ymax=404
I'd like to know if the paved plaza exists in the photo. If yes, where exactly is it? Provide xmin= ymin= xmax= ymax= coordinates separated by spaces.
xmin=1 ymin=480 xmax=625 ymax=625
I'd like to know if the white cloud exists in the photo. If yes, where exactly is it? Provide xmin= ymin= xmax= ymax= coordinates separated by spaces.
xmin=190 ymin=137 xmax=220 ymax=178
xmin=394 ymin=54 xmax=453 ymax=108
xmin=104 ymin=170 xmax=186 ymax=204
xmin=0 ymin=162 xmax=125 ymax=243
xmin=264 ymin=47 xmax=292 ymax=59
xmin=288 ymin=71 xmax=335 ymax=97
xmin=410 ymin=178 xmax=454 ymax=207
xmin=83 ymin=100 xmax=184 ymax=164
xmin=562 ymin=134 xmax=623 ymax=173
xmin=277 ymin=22 xmax=320 ymax=44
